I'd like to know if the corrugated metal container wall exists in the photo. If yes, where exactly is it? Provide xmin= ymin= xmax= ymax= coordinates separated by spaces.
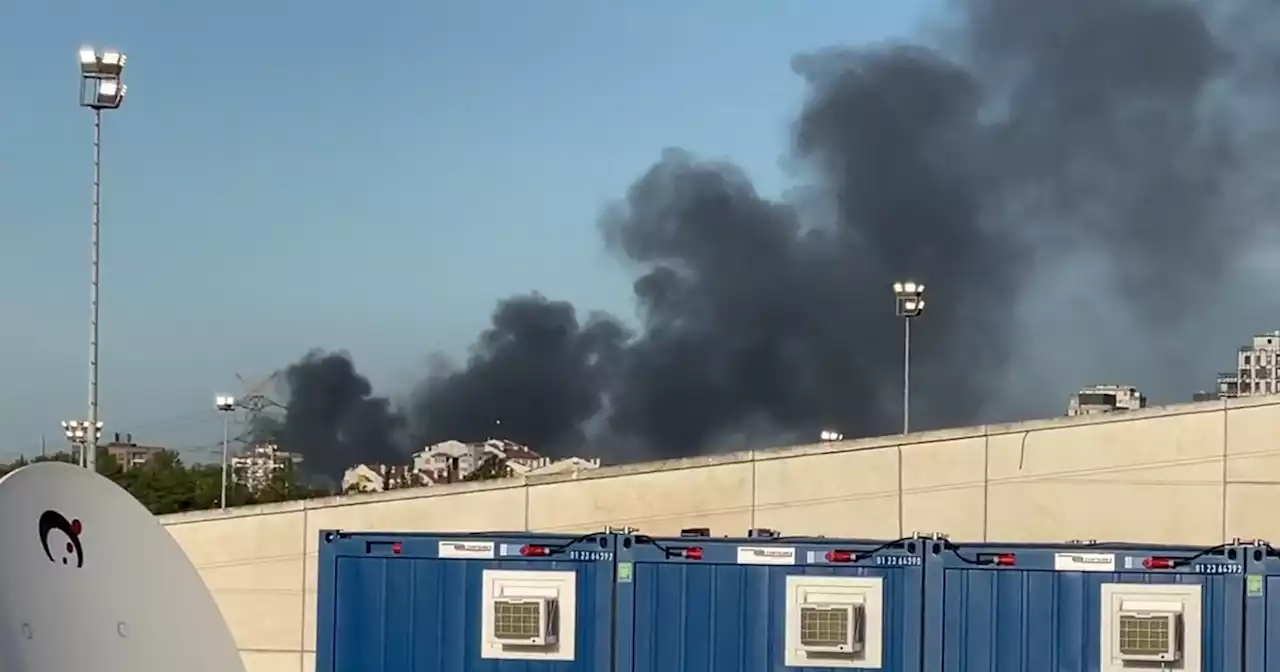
xmin=922 ymin=540 xmax=1249 ymax=672
xmin=614 ymin=532 xmax=928 ymax=672
xmin=1243 ymin=541 xmax=1280 ymax=672
xmin=315 ymin=530 xmax=618 ymax=672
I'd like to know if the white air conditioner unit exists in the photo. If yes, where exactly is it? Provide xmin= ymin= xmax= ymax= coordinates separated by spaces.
xmin=490 ymin=597 xmax=559 ymax=647
xmin=1113 ymin=609 xmax=1182 ymax=663
xmin=798 ymin=603 xmax=866 ymax=655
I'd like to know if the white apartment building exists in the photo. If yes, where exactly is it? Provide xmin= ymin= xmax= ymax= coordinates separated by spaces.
xmin=340 ymin=463 xmax=428 ymax=493
xmin=524 ymin=455 xmax=602 ymax=476
xmin=1066 ymin=384 xmax=1147 ymax=417
xmin=1219 ymin=330 xmax=1280 ymax=397
xmin=231 ymin=442 xmax=302 ymax=491
xmin=411 ymin=438 xmax=543 ymax=483
xmin=339 ymin=440 xmax=604 ymax=494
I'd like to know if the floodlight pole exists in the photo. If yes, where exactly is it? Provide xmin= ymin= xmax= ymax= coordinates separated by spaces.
xmin=221 ymin=414 xmax=229 ymax=509
xmin=892 ymin=280 xmax=925 ymax=539
xmin=78 ymin=46 xmax=125 ymax=473
xmin=902 ymin=317 xmax=910 ymax=435
xmin=86 ymin=107 xmax=102 ymax=473
xmin=215 ymin=395 xmax=237 ymax=509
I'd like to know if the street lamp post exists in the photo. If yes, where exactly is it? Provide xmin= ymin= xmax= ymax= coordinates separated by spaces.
xmin=215 ymin=395 xmax=236 ymax=509
xmin=77 ymin=46 xmax=128 ymax=474
xmin=61 ymin=420 xmax=104 ymax=466
xmin=892 ymin=280 xmax=925 ymax=537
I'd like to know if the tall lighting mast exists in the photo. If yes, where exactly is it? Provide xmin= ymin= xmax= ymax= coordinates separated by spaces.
xmin=76 ymin=45 xmax=128 ymax=472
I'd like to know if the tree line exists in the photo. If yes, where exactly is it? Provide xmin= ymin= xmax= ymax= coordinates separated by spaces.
xmin=0 ymin=448 xmax=330 ymax=516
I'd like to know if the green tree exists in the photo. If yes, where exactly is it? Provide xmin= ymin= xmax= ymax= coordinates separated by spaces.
xmin=0 ymin=451 xmax=81 ymax=479
xmin=0 ymin=447 xmax=333 ymax=514
xmin=251 ymin=461 xmax=328 ymax=503
xmin=111 ymin=450 xmax=202 ymax=514
xmin=465 ymin=455 xmax=513 ymax=481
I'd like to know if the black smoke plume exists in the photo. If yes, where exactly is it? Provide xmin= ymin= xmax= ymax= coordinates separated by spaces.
xmin=275 ymin=0 xmax=1280 ymax=477
xmin=272 ymin=351 xmax=405 ymax=480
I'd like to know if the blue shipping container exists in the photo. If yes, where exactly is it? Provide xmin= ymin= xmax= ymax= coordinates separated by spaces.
xmin=1243 ymin=541 xmax=1280 ymax=672
xmin=315 ymin=529 xmax=620 ymax=672
xmin=614 ymin=532 xmax=928 ymax=672
xmin=922 ymin=540 xmax=1249 ymax=672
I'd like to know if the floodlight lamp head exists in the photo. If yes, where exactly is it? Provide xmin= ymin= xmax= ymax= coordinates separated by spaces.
xmin=99 ymin=50 xmax=126 ymax=73
xmin=92 ymin=80 xmax=126 ymax=109
xmin=893 ymin=280 xmax=924 ymax=297
xmin=77 ymin=47 xmax=98 ymax=74
xmin=78 ymin=46 xmax=126 ymax=77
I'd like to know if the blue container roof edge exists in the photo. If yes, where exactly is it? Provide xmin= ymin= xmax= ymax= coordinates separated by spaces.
xmin=927 ymin=539 xmax=1249 ymax=553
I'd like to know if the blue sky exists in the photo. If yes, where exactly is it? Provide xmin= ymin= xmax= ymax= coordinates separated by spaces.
xmin=0 ymin=0 xmax=938 ymax=460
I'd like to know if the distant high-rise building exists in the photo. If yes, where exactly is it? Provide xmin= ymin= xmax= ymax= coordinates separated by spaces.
xmin=1067 ymin=384 xmax=1147 ymax=417
xmin=231 ymin=442 xmax=301 ymax=491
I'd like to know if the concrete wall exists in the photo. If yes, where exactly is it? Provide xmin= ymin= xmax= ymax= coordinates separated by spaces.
xmin=160 ymin=395 xmax=1280 ymax=672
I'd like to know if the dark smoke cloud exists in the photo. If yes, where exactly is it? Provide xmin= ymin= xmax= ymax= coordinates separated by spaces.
xmin=408 ymin=296 xmax=630 ymax=453
xmin=274 ymin=0 xmax=1280 ymax=477
xmin=272 ymin=351 xmax=405 ymax=480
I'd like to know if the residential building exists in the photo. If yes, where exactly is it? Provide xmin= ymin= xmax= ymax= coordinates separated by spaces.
xmin=411 ymin=438 xmax=542 ymax=482
xmin=1227 ymin=330 xmax=1280 ymax=397
xmin=524 ymin=456 xmax=602 ymax=476
xmin=1066 ymin=384 xmax=1147 ymax=417
xmin=1192 ymin=389 xmax=1221 ymax=403
xmin=103 ymin=433 xmax=163 ymax=472
xmin=491 ymin=440 xmax=544 ymax=472
xmin=411 ymin=440 xmax=481 ymax=483
xmin=341 ymin=463 xmax=429 ymax=494
xmin=1193 ymin=374 xmax=1238 ymax=402
xmin=408 ymin=439 xmax=601 ymax=483
xmin=231 ymin=442 xmax=302 ymax=491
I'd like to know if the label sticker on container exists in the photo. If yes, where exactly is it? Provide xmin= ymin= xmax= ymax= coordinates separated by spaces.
xmin=1053 ymin=552 xmax=1115 ymax=572
xmin=736 ymin=546 xmax=796 ymax=565
xmin=437 ymin=540 xmax=495 ymax=558
xmin=617 ymin=562 xmax=633 ymax=583
xmin=1249 ymin=574 xmax=1264 ymax=596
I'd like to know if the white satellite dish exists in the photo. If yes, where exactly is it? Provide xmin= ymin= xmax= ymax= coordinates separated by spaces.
xmin=0 ymin=461 xmax=246 ymax=672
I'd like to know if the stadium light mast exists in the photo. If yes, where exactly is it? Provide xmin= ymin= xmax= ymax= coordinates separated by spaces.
xmin=77 ymin=45 xmax=128 ymax=473
xmin=61 ymin=420 xmax=104 ymax=466
xmin=892 ymin=280 xmax=925 ymax=539
xmin=215 ymin=395 xmax=237 ymax=509
xmin=892 ymin=281 xmax=926 ymax=433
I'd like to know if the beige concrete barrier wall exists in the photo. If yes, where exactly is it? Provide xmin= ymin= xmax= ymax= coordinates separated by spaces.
xmin=160 ymin=395 xmax=1280 ymax=672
